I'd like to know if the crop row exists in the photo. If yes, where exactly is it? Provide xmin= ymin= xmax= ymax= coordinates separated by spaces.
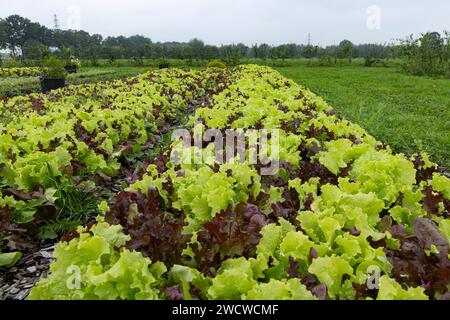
xmin=0 ymin=68 xmax=228 ymax=269
xmin=2 ymin=65 xmax=449 ymax=300
xmin=0 ymin=67 xmax=42 ymax=78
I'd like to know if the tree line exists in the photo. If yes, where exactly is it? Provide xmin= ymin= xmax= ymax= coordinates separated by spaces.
xmin=0 ymin=14 xmax=395 ymax=65
xmin=2 ymin=14 xmax=449 ymax=76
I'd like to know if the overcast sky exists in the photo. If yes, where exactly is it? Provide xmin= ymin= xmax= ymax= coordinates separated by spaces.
xmin=1 ymin=0 xmax=449 ymax=45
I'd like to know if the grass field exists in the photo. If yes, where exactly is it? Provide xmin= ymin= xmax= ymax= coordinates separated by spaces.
xmin=276 ymin=65 xmax=450 ymax=170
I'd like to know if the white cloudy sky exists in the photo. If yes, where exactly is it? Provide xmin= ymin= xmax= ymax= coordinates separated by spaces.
xmin=1 ymin=0 xmax=449 ymax=45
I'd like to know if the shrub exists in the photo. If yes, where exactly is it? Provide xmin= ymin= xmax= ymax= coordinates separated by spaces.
xmin=132 ymin=56 xmax=144 ymax=67
xmin=158 ymin=58 xmax=170 ymax=69
xmin=364 ymin=57 xmax=387 ymax=67
xmin=41 ymin=56 xmax=67 ymax=79
xmin=400 ymin=31 xmax=450 ymax=77
xmin=89 ymin=53 xmax=99 ymax=67
xmin=65 ymin=56 xmax=81 ymax=71
xmin=206 ymin=60 xmax=227 ymax=69
xmin=318 ymin=55 xmax=335 ymax=67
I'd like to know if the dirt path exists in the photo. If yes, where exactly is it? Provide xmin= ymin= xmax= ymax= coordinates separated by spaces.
xmin=0 ymin=244 xmax=55 ymax=300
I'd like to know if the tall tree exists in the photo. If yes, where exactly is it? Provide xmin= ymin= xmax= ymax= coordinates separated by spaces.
xmin=339 ymin=39 xmax=354 ymax=63
xmin=258 ymin=44 xmax=270 ymax=60
xmin=3 ymin=15 xmax=33 ymax=55
xmin=22 ymin=40 xmax=48 ymax=60
xmin=220 ymin=45 xmax=241 ymax=65
xmin=189 ymin=38 xmax=205 ymax=60
xmin=303 ymin=44 xmax=318 ymax=58
xmin=0 ymin=19 xmax=7 ymax=49
xmin=251 ymin=44 xmax=259 ymax=59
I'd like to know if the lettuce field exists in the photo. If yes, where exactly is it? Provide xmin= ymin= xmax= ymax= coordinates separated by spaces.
xmin=0 ymin=65 xmax=449 ymax=300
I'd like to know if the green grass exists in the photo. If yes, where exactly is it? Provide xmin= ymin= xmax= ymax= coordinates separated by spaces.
xmin=276 ymin=65 xmax=450 ymax=170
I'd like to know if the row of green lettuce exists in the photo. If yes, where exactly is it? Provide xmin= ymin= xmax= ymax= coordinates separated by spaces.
xmin=0 ymin=68 xmax=227 ymax=267
xmin=29 ymin=65 xmax=449 ymax=300
xmin=0 ymin=67 xmax=42 ymax=78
